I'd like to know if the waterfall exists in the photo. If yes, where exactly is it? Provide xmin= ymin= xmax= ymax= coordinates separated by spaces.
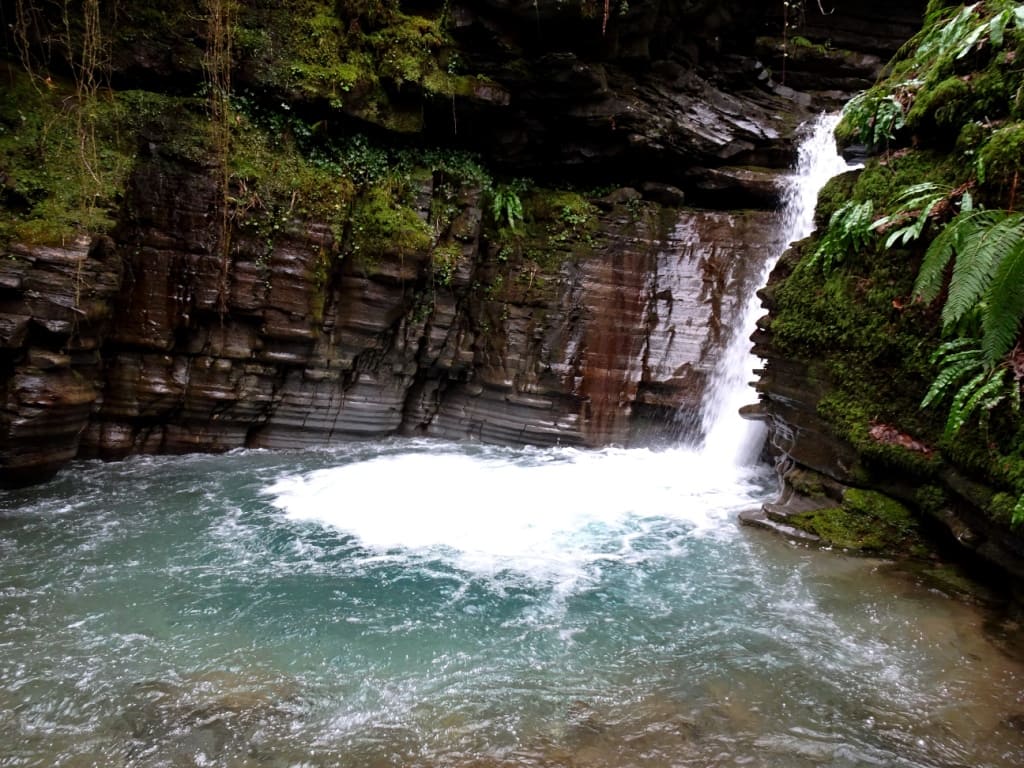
xmin=699 ymin=113 xmax=850 ymax=466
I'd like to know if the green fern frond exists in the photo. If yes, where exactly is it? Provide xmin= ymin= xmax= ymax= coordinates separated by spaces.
xmin=916 ymin=3 xmax=980 ymax=61
xmin=958 ymin=367 xmax=1012 ymax=434
xmin=941 ymin=212 xmax=1024 ymax=328
xmin=988 ymin=9 xmax=1009 ymax=49
xmin=840 ymin=91 xmax=908 ymax=147
xmin=911 ymin=2 xmax=1015 ymax=67
xmin=921 ymin=339 xmax=986 ymax=409
xmin=956 ymin=15 xmax=991 ymax=58
xmin=923 ymin=346 xmax=1015 ymax=439
xmin=913 ymin=208 xmax=993 ymax=302
xmin=944 ymin=369 xmax=992 ymax=438
xmin=490 ymin=185 xmax=524 ymax=230
xmin=882 ymin=195 xmax=946 ymax=248
xmin=1013 ymin=494 xmax=1024 ymax=526
xmin=981 ymin=227 xmax=1024 ymax=363
xmin=930 ymin=336 xmax=986 ymax=361
xmin=920 ymin=333 xmax=1020 ymax=439
xmin=894 ymin=182 xmax=950 ymax=202
xmin=811 ymin=200 xmax=875 ymax=273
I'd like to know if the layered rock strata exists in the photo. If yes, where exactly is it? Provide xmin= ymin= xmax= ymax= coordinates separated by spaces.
xmin=0 ymin=0 xmax=925 ymax=485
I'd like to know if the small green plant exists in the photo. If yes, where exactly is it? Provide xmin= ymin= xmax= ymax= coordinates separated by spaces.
xmin=870 ymin=182 xmax=956 ymax=248
xmin=489 ymin=182 xmax=525 ymax=229
xmin=912 ymin=206 xmax=1024 ymax=364
xmin=809 ymin=199 xmax=875 ymax=272
xmin=840 ymin=90 xmax=910 ymax=148
xmin=920 ymin=337 xmax=1021 ymax=438
xmin=431 ymin=241 xmax=462 ymax=287
xmin=915 ymin=1 xmax=1024 ymax=64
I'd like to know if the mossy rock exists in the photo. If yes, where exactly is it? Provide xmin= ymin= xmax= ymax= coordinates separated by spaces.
xmin=955 ymin=120 xmax=989 ymax=157
xmin=904 ymin=68 xmax=1010 ymax=148
xmin=0 ymin=66 xmax=177 ymax=245
xmin=978 ymin=121 xmax=1024 ymax=190
xmin=789 ymin=488 xmax=927 ymax=555
xmin=236 ymin=0 xmax=476 ymax=132
xmin=851 ymin=149 xmax=961 ymax=210
xmin=814 ymin=170 xmax=860 ymax=230
xmin=348 ymin=185 xmax=432 ymax=263
xmin=905 ymin=75 xmax=970 ymax=139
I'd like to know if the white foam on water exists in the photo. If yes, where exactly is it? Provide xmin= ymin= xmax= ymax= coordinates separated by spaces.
xmin=263 ymin=117 xmax=852 ymax=587
xmin=265 ymin=445 xmax=770 ymax=586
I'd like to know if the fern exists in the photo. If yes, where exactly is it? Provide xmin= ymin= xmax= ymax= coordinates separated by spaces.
xmin=840 ymin=90 xmax=909 ymax=148
xmin=871 ymin=182 xmax=951 ymax=248
xmin=912 ymin=2 xmax=1019 ymax=64
xmin=490 ymin=184 xmax=524 ymax=230
xmin=921 ymin=338 xmax=985 ymax=409
xmin=982 ymin=229 xmax=1024 ymax=362
xmin=810 ymin=199 xmax=874 ymax=273
xmin=942 ymin=213 xmax=1024 ymax=334
xmin=908 ymin=207 xmax=1024 ymax=365
xmin=952 ymin=368 xmax=1012 ymax=436
xmin=921 ymin=338 xmax=1018 ymax=439
xmin=912 ymin=207 xmax=993 ymax=303
xmin=913 ymin=3 xmax=979 ymax=62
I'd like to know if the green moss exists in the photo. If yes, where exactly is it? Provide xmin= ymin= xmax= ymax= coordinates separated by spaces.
xmin=955 ymin=120 xmax=989 ymax=157
xmin=773 ymin=0 xmax=1024 ymax=542
xmin=526 ymin=189 xmax=599 ymax=251
xmin=431 ymin=241 xmax=463 ymax=287
xmin=851 ymin=150 xmax=961 ymax=210
xmin=236 ymin=0 xmax=482 ymax=132
xmin=925 ymin=0 xmax=959 ymax=16
xmin=229 ymin=109 xmax=356 ymax=227
xmin=0 ymin=67 xmax=181 ymax=245
xmin=790 ymin=489 xmax=923 ymax=553
xmin=971 ymin=68 xmax=1011 ymax=119
xmin=906 ymin=75 xmax=970 ymax=137
xmin=348 ymin=185 xmax=431 ymax=266
xmin=977 ymin=121 xmax=1024 ymax=189
xmin=786 ymin=467 xmax=829 ymax=498
xmin=813 ymin=170 xmax=860 ymax=230
xmin=988 ymin=492 xmax=1019 ymax=525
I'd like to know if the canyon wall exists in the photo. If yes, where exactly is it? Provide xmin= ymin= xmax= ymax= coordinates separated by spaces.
xmin=0 ymin=0 xmax=923 ymax=486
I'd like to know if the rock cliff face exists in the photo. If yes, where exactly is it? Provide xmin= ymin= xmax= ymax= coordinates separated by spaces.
xmin=748 ymin=241 xmax=1024 ymax=586
xmin=742 ymin=1 xmax=1024 ymax=588
xmin=80 ymin=154 xmax=785 ymax=459
xmin=0 ymin=0 xmax=924 ymax=486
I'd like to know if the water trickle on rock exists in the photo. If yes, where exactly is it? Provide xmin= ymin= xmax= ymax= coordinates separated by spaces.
xmin=700 ymin=113 xmax=851 ymax=466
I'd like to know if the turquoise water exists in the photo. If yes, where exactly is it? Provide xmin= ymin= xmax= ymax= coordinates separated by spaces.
xmin=1 ymin=440 xmax=1022 ymax=767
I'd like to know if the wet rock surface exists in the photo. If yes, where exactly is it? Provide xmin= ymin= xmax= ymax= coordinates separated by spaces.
xmin=77 ymin=156 xmax=786 ymax=464
xmin=0 ymin=0 xmax=926 ymax=484
xmin=0 ymin=237 xmax=123 ymax=486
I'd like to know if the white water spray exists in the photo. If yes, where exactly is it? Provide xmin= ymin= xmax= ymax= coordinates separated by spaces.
xmin=699 ymin=113 xmax=850 ymax=467
xmin=266 ymin=444 xmax=767 ymax=589
xmin=264 ymin=115 xmax=848 ymax=580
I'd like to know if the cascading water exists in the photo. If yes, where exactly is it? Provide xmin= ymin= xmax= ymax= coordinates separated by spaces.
xmin=1 ymin=117 xmax=1023 ymax=768
xmin=700 ymin=113 xmax=852 ymax=466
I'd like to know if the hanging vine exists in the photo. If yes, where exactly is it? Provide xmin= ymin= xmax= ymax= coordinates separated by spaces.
xmin=780 ymin=0 xmax=804 ymax=84
xmin=62 ymin=0 xmax=106 ymax=198
xmin=780 ymin=0 xmax=834 ymax=83
xmin=59 ymin=0 xmax=113 ymax=317
xmin=203 ymin=0 xmax=236 ymax=314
